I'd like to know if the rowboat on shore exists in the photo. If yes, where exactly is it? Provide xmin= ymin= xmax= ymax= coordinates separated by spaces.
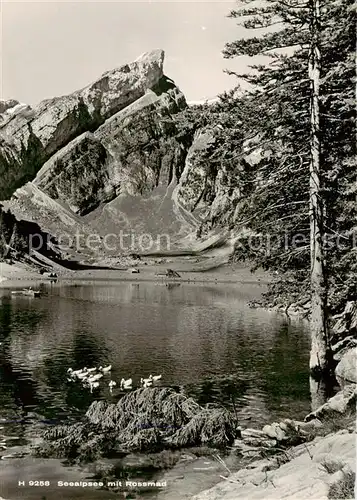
xmin=11 ymin=288 xmax=41 ymax=298
xmin=22 ymin=288 xmax=41 ymax=297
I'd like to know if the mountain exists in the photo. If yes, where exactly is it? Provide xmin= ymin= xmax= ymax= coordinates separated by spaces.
xmin=0 ymin=50 xmax=247 ymax=264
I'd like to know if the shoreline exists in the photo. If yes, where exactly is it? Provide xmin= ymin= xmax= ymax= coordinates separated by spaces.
xmin=0 ymin=261 xmax=273 ymax=287
xmin=0 ymin=276 xmax=271 ymax=286
xmin=193 ymin=384 xmax=356 ymax=500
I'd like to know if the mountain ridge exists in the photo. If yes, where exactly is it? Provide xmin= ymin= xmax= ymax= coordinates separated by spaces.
xmin=0 ymin=50 xmax=248 ymax=265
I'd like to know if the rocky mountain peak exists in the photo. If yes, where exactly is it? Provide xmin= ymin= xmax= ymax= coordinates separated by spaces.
xmin=0 ymin=99 xmax=21 ymax=114
xmin=0 ymin=49 xmax=177 ymax=200
xmin=132 ymin=48 xmax=165 ymax=74
xmin=78 ymin=49 xmax=165 ymax=119
xmin=0 ymin=49 xmax=245 ymax=259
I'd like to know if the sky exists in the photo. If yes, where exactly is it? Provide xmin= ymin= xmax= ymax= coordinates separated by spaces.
xmin=0 ymin=0 xmax=261 ymax=106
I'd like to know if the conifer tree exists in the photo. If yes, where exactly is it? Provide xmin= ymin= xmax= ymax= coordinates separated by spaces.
xmin=222 ymin=0 xmax=355 ymax=376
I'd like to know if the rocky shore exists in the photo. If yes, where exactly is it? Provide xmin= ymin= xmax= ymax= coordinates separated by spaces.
xmin=194 ymin=426 xmax=355 ymax=499
xmin=193 ymin=346 xmax=356 ymax=500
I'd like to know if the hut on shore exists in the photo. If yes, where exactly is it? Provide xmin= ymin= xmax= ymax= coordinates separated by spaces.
xmin=166 ymin=269 xmax=181 ymax=278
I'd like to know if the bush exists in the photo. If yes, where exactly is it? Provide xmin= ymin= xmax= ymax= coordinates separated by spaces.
xmin=38 ymin=388 xmax=239 ymax=462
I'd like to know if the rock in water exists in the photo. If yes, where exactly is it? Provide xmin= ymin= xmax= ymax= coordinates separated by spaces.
xmin=262 ymin=422 xmax=288 ymax=442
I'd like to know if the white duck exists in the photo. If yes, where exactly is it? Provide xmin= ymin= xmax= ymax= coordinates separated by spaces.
xmin=120 ymin=378 xmax=132 ymax=390
xmin=140 ymin=377 xmax=153 ymax=388
xmin=149 ymin=374 xmax=162 ymax=382
xmin=67 ymin=368 xmax=89 ymax=380
xmin=99 ymin=365 xmax=112 ymax=374
xmin=67 ymin=369 xmax=76 ymax=382
xmin=91 ymin=381 xmax=100 ymax=393
xmin=108 ymin=380 xmax=117 ymax=393
xmin=88 ymin=373 xmax=103 ymax=382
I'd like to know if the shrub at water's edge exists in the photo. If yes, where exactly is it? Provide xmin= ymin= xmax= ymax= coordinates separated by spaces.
xmin=34 ymin=388 xmax=239 ymax=462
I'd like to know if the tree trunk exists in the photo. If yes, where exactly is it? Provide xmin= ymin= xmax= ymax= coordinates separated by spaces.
xmin=308 ymin=0 xmax=331 ymax=377
xmin=309 ymin=377 xmax=328 ymax=412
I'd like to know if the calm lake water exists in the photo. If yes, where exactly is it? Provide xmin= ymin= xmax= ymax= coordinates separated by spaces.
xmin=0 ymin=280 xmax=311 ymax=499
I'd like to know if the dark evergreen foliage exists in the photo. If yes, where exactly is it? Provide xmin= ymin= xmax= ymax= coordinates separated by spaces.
xmin=210 ymin=0 xmax=356 ymax=312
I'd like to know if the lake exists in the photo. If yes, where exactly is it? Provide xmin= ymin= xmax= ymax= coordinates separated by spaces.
xmin=0 ymin=280 xmax=311 ymax=499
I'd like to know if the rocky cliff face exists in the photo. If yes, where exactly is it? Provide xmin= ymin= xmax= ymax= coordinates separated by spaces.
xmin=1 ymin=50 xmax=246 ymax=257
xmin=30 ymin=85 xmax=187 ymax=216
xmin=0 ymin=99 xmax=21 ymax=115
xmin=0 ymin=50 xmax=172 ymax=198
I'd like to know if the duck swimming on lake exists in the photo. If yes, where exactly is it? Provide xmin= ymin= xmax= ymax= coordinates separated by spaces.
xmin=68 ymin=367 xmax=88 ymax=375
xmin=140 ymin=377 xmax=153 ymax=388
xmin=149 ymin=374 xmax=162 ymax=382
xmin=67 ymin=369 xmax=75 ymax=381
xmin=88 ymin=373 xmax=103 ymax=382
xmin=99 ymin=365 xmax=112 ymax=374
xmin=90 ymin=381 xmax=100 ymax=393
xmin=83 ymin=379 xmax=100 ymax=392
xmin=108 ymin=380 xmax=117 ymax=393
xmin=120 ymin=378 xmax=132 ymax=390
xmin=67 ymin=368 xmax=88 ymax=381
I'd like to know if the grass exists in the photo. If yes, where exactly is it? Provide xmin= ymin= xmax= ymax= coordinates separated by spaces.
xmin=321 ymin=458 xmax=346 ymax=475
xmin=313 ymin=413 xmax=356 ymax=439
xmin=320 ymin=457 xmax=356 ymax=500
xmin=328 ymin=469 xmax=356 ymax=499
